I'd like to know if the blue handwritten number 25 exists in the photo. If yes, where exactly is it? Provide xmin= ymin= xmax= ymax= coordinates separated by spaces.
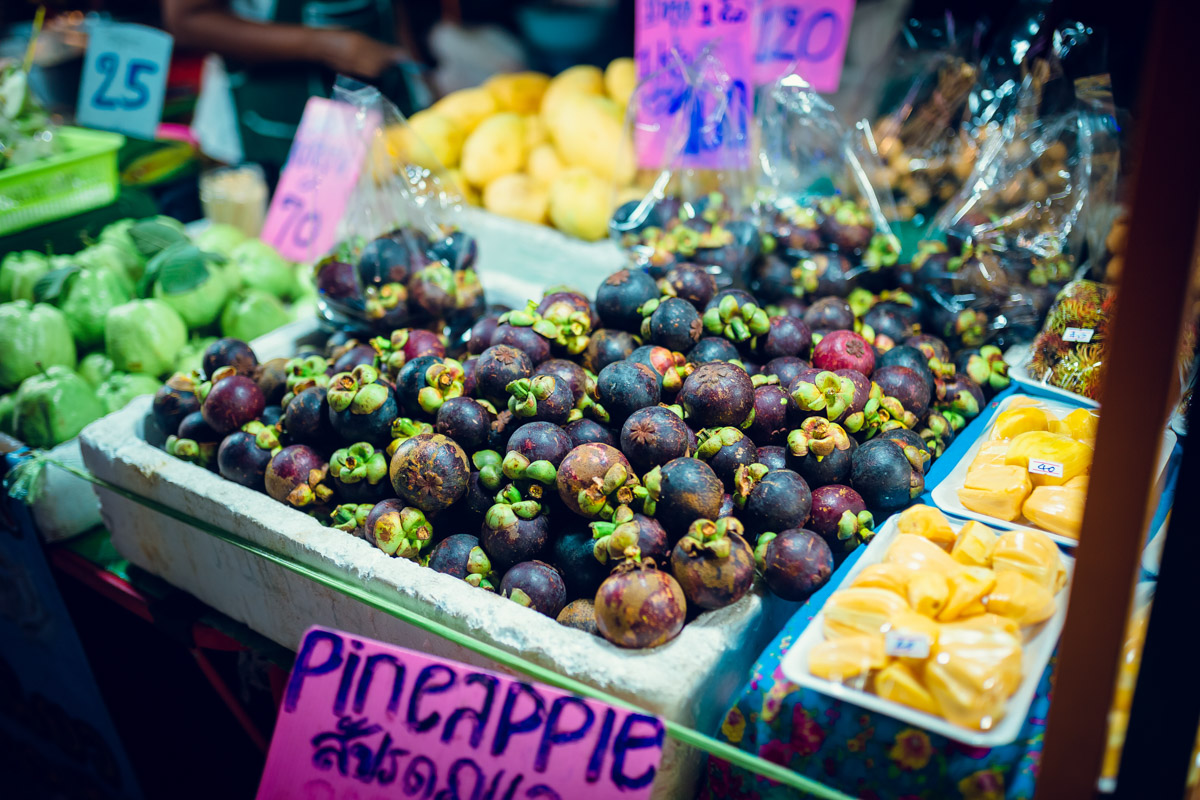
xmin=91 ymin=53 xmax=158 ymax=110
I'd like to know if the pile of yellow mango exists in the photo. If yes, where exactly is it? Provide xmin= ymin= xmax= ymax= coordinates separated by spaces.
xmin=808 ymin=505 xmax=1067 ymax=730
xmin=376 ymin=59 xmax=639 ymax=241
xmin=958 ymin=398 xmax=1098 ymax=539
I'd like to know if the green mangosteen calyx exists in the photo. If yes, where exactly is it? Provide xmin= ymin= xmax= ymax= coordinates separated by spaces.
xmin=752 ymin=532 xmax=777 ymax=571
xmin=787 ymin=417 xmax=850 ymax=460
xmin=418 ymin=358 xmax=465 ymax=414
xmin=473 ymin=450 xmax=504 ymax=490
xmin=282 ymin=355 xmax=329 ymax=404
xmin=732 ymin=462 xmax=770 ymax=509
xmin=702 ymin=294 xmax=770 ymax=344
xmin=330 ymin=503 xmax=373 ymax=533
xmin=242 ymin=420 xmax=282 ymax=455
xmin=696 ymin=426 xmax=746 ymax=460
xmin=863 ymin=233 xmax=901 ymax=270
xmin=577 ymin=461 xmax=641 ymax=521
xmin=911 ymin=239 xmax=947 ymax=270
xmin=330 ymin=442 xmax=387 ymax=486
xmin=372 ymin=506 xmax=433 ymax=560
xmin=539 ymin=298 xmax=593 ymax=354
xmin=500 ymin=450 xmax=558 ymax=485
xmin=328 ymin=365 xmax=386 ymax=415
xmin=791 ymin=370 xmax=856 ymax=423
xmin=877 ymin=394 xmax=919 ymax=431
xmin=287 ymin=464 xmax=335 ymax=509
xmin=838 ymin=509 xmax=876 ymax=546
xmin=387 ymin=417 xmax=434 ymax=457
xmin=680 ymin=517 xmax=745 ymax=560
xmin=365 ymin=282 xmax=408 ymax=321
xmin=371 ymin=328 xmax=410 ymax=379
xmin=591 ymin=505 xmax=643 ymax=564
xmin=507 ymin=375 xmax=551 ymax=419
xmin=463 ymin=546 xmax=496 ymax=591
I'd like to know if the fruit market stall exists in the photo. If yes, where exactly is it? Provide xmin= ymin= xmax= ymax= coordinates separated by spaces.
xmin=3 ymin=3 xmax=1198 ymax=799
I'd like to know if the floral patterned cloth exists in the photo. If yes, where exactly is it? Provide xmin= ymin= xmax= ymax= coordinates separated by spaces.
xmin=698 ymin=551 xmax=1055 ymax=800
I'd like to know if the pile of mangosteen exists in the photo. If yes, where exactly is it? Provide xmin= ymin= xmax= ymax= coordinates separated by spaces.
xmin=152 ymin=248 xmax=1006 ymax=651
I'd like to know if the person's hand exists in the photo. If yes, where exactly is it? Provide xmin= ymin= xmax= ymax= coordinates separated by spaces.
xmin=319 ymin=29 xmax=405 ymax=79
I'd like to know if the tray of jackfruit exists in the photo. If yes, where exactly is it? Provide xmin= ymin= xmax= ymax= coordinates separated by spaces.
xmin=929 ymin=394 xmax=1176 ymax=546
xmin=779 ymin=505 xmax=1071 ymax=747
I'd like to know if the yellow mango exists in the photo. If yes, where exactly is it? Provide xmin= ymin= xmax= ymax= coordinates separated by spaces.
xmin=896 ymin=505 xmax=957 ymax=549
xmin=938 ymin=566 xmax=997 ymax=622
xmin=1023 ymin=485 xmax=1086 ymax=540
xmin=957 ymin=465 xmax=1032 ymax=521
xmin=527 ymin=143 xmax=565 ymax=187
xmin=540 ymin=64 xmax=605 ymax=129
xmin=989 ymin=406 xmax=1051 ymax=440
xmin=524 ymin=114 xmax=548 ymax=150
xmin=907 ymin=572 xmax=950 ymax=618
xmin=808 ymin=635 xmax=887 ymax=681
xmin=874 ymin=662 xmax=940 ymax=716
xmin=483 ymin=174 xmax=549 ymax=225
xmin=431 ymin=87 xmax=497 ymax=134
xmin=392 ymin=111 xmax=463 ymax=170
xmin=823 ymin=587 xmax=911 ymax=640
xmin=547 ymin=167 xmax=614 ymax=241
xmin=1063 ymin=408 xmax=1100 ymax=443
xmin=985 ymin=570 xmax=1057 ymax=626
xmin=1004 ymin=431 xmax=1094 ymax=486
xmin=604 ymin=57 xmax=637 ymax=107
xmin=970 ymin=440 xmax=1012 ymax=472
xmin=992 ymin=529 xmax=1065 ymax=592
xmin=885 ymin=534 xmax=964 ymax=577
xmin=484 ymin=71 xmax=551 ymax=114
xmin=951 ymin=521 xmax=999 ymax=568
xmin=460 ymin=113 xmax=526 ymax=187
xmin=549 ymin=94 xmax=635 ymax=184
xmin=850 ymin=563 xmax=910 ymax=595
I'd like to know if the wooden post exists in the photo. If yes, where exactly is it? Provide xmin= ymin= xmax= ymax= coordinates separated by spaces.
xmin=1034 ymin=0 xmax=1200 ymax=796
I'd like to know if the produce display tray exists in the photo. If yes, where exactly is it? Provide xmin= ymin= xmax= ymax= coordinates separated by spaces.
xmin=80 ymin=397 xmax=799 ymax=800
xmin=779 ymin=513 xmax=1074 ymax=747
xmin=929 ymin=393 xmax=1176 ymax=547
xmin=0 ymin=127 xmax=124 ymax=236
xmin=1004 ymin=343 xmax=1100 ymax=408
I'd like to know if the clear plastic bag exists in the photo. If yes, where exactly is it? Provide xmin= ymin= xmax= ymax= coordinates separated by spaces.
xmin=312 ymin=78 xmax=484 ymax=338
xmin=609 ymin=46 xmax=760 ymax=286
xmin=858 ymin=18 xmax=982 ymax=225
xmin=748 ymin=74 xmax=900 ymax=302
xmin=1024 ymin=280 xmax=1112 ymax=401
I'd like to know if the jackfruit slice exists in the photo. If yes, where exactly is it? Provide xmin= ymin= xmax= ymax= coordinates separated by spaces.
xmin=970 ymin=440 xmax=1011 ymax=472
xmin=1023 ymin=484 xmax=1086 ymax=540
xmin=992 ymin=529 xmax=1066 ymax=592
xmin=958 ymin=465 xmax=1032 ymax=521
xmin=1062 ymin=407 xmax=1100 ymax=443
xmin=907 ymin=571 xmax=950 ymax=618
xmin=989 ymin=406 xmax=1052 ymax=440
xmin=1004 ymin=431 xmax=1094 ymax=486
xmin=885 ymin=534 xmax=964 ymax=577
xmin=925 ymin=625 xmax=1023 ymax=728
xmin=985 ymin=570 xmax=1057 ymax=626
xmin=850 ymin=563 xmax=910 ymax=595
xmin=896 ymin=505 xmax=957 ymax=549
xmin=823 ymin=587 xmax=911 ymax=640
xmin=808 ymin=635 xmax=888 ymax=681
xmin=938 ymin=566 xmax=998 ymax=622
xmin=951 ymin=520 xmax=1000 ymax=568
xmin=941 ymin=613 xmax=1021 ymax=637
xmin=874 ymin=662 xmax=940 ymax=715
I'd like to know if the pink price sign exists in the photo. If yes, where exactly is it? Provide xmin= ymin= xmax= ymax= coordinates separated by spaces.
xmin=256 ymin=627 xmax=665 ymax=800
xmin=633 ymin=0 xmax=756 ymax=170
xmin=261 ymin=98 xmax=374 ymax=262
xmin=752 ymin=0 xmax=856 ymax=91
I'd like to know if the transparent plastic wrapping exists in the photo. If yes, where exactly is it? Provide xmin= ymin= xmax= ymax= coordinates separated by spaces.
xmin=803 ymin=505 xmax=1067 ymax=733
xmin=312 ymin=78 xmax=484 ymax=338
xmin=859 ymin=19 xmax=981 ymax=225
xmin=1025 ymin=280 xmax=1112 ymax=401
xmin=609 ymin=47 xmax=760 ymax=286
xmin=749 ymin=74 xmax=900 ymax=302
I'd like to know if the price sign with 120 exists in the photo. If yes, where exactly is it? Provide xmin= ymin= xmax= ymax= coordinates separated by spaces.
xmin=260 ymin=98 xmax=375 ymax=263
xmin=753 ymin=0 xmax=855 ymax=91
xmin=76 ymin=23 xmax=173 ymax=140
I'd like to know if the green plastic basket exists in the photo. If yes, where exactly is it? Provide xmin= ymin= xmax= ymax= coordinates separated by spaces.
xmin=0 ymin=127 xmax=124 ymax=237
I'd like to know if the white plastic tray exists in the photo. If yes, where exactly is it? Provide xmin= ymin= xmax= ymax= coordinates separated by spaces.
xmin=1005 ymin=343 xmax=1100 ymax=408
xmin=929 ymin=394 xmax=1176 ymax=547
xmin=779 ymin=514 xmax=1073 ymax=747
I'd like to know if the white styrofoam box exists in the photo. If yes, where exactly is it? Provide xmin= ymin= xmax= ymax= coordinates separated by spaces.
xmin=458 ymin=207 xmax=625 ymax=308
xmin=780 ymin=515 xmax=1073 ymax=747
xmin=28 ymin=439 xmax=104 ymax=541
xmin=80 ymin=397 xmax=801 ymax=799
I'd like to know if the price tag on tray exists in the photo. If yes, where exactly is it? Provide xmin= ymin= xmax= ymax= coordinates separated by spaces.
xmin=752 ymin=0 xmax=856 ymax=91
xmin=76 ymin=22 xmax=173 ymax=140
xmin=260 ymin=97 xmax=376 ymax=262
xmin=633 ymin=0 xmax=756 ymax=170
xmin=256 ymin=626 xmax=665 ymax=800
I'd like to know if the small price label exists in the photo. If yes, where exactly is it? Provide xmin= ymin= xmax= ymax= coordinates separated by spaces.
xmin=260 ymin=98 xmax=375 ymax=262
xmin=885 ymin=630 xmax=931 ymax=659
xmin=1029 ymin=458 xmax=1065 ymax=478
xmin=633 ymin=0 xmax=755 ymax=170
xmin=1063 ymin=327 xmax=1095 ymax=343
xmin=752 ymin=0 xmax=856 ymax=91
xmin=76 ymin=23 xmax=173 ymax=140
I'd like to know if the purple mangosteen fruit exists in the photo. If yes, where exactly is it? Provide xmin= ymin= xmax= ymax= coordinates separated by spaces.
xmin=427 ymin=533 xmax=495 ymax=589
xmin=282 ymin=386 xmax=336 ymax=448
xmin=328 ymin=441 xmax=391 ymax=503
xmin=595 ymin=268 xmax=661 ymax=331
xmin=490 ymin=322 xmax=552 ymax=364
xmin=660 ymin=263 xmax=718 ymax=309
xmin=628 ymin=345 xmax=693 ymax=396
xmin=595 ymin=360 xmax=660 ymax=425
xmin=216 ymin=421 xmax=281 ymax=490
xmin=850 ymin=438 xmax=925 ymax=514
xmin=754 ymin=529 xmax=834 ymax=601
xmin=762 ymin=356 xmax=810 ymax=388
xmin=467 ymin=315 xmax=502 ymax=355
xmin=590 ymin=504 xmax=670 ymax=566
xmin=818 ymin=198 xmax=874 ymax=252
xmin=506 ymin=374 xmax=574 ymax=425
xmin=877 ymin=428 xmax=933 ymax=473
xmin=733 ymin=465 xmax=812 ymax=535
xmin=872 ymin=365 xmax=931 ymax=422
xmin=327 ymin=365 xmax=398 ymax=443
xmin=200 ymin=369 xmax=266 ymax=435
xmin=556 ymin=599 xmax=599 ymax=635
xmin=640 ymin=296 xmax=704 ymax=353
xmin=696 ymin=427 xmax=759 ymax=490
xmin=641 ymin=457 xmax=724 ymax=539
xmin=481 ymin=486 xmax=550 ymax=570
xmin=808 ymin=485 xmax=875 ymax=554
xmin=813 ymin=329 xmax=875 ymax=375
xmin=257 ymin=358 xmax=289 ymax=406
xmin=552 ymin=524 xmax=613 ymax=598
xmin=754 ymin=316 xmax=813 ymax=362
xmin=786 ymin=417 xmax=857 ymax=488
xmin=388 ymin=433 xmax=470 ymax=514
xmin=863 ymin=301 xmax=920 ymax=346
xmin=563 ymin=418 xmax=616 ymax=448
xmin=877 ymin=345 xmax=935 ymax=389
xmin=583 ymin=329 xmax=638 ymax=373
xmin=594 ymin=561 xmax=687 ymax=649
xmin=165 ymin=411 xmax=222 ymax=468
xmin=534 ymin=358 xmax=589 ymax=404
xmin=746 ymin=384 xmax=791 ymax=447
xmin=332 ymin=343 xmax=377 ymax=374
xmin=395 ymin=355 xmax=465 ymax=418
xmin=678 ymin=362 xmax=755 ymax=429
xmin=203 ymin=338 xmax=258 ymax=378
xmin=555 ymin=443 xmax=639 ymax=520
xmin=804 ymin=296 xmax=855 ymax=331
xmin=153 ymin=373 xmax=200 ymax=435
xmin=687 ymin=337 xmax=741 ymax=365
xmin=265 ymin=445 xmax=334 ymax=509
xmin=475 ymin=345 xmax=534 ymax=406
xmin=620 ymin=406 xmax=693 ymax=473
xmin=436 ymin=396 xmax=493 ymax=452
xmin=670 ymin=517 xmax=756 ymax=610
xmin=934 ymin=372 xmax=986 ymax=422
xmin=366 ymin=498 xmax=434 ymax=559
